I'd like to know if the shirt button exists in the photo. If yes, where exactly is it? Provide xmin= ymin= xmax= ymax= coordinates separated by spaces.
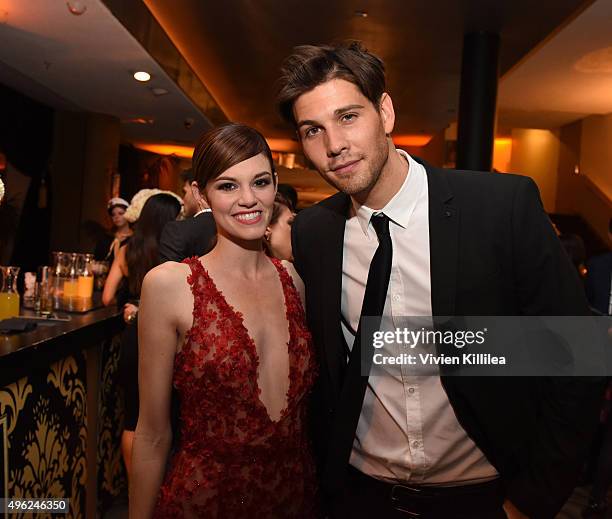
xmin=412 ymin=440 xmax=420 ymax=448
xmin=393 ymin=294 xmax=400 ymax=301
xmin=408 ymin=387 xmax=415 ymax=394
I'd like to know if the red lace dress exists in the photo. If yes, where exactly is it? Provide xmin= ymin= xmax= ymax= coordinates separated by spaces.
xmin=154 ymin=257 xmax=319 ymax=518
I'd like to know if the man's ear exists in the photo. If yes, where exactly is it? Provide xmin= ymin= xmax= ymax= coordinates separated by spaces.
xmin=191 ymin=181 xmax=209 ymax=210
xmin=379 ymin=92 xmax=395 ymax=135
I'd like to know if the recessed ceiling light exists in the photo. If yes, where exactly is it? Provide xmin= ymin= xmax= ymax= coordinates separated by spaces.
xmin=150 ymin=87 xmax=169 ymax=96
xmin=354 ymin=10 xmax=368 ymax=18
xmin=133 ymin=71 xmax=151 ymax=82
xmin=574 ymin=46 xmax=612 ymax=73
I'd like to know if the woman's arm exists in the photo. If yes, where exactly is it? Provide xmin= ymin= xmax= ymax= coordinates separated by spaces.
xmin=102 ymin=245 xmax=127 ymax=306
xmin=129 ymin=266 xmax=179 ymax=519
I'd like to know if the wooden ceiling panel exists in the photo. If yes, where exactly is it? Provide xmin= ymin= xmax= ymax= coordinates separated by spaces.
xmin=143 ymin=0 xmax=592 ymax=138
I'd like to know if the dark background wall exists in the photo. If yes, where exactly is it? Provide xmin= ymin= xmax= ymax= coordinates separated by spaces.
xmin=0 ymin=82 xmax=122 ymax=272
xmin=0 ymin=83 xmax=54 ymax=271
xmin=50 ymin=111 xmax=120 ymax=254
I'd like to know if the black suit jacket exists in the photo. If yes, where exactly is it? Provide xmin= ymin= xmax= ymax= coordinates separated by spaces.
xmin=292 ymin=158 xmax=605 ymax=519
xmin=585 ymin=251 xmax=612 ymax=315
xmin=158 ymin=211 xmax=216 ymax=262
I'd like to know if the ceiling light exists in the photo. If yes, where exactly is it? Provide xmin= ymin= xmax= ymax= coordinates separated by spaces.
xmin=66 ymin=1 xmax=87 ymax=15
xmin=354 ymin=11 xmax=368 ymax=18
xmin=133 ymin=71 xmax=151 ymax=82
xmin=150 ymin=87 xmax=169 ymax=96
xmin=123 ymin=117 xmax=154 ymax=125
xmin=574 ymin=46 xmax=612 ymax=73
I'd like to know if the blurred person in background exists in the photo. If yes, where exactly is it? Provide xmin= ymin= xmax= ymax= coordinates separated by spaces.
xmin=94 ymin=197 xmax=131 ymax=263
xmin=264 ymin=193 xmax=296 ymax=261
xmin=102 ymin=191 xmax=182 ymax=481
xmin=277 ymin=183 xmax=299 ymax=212
xmin=559 ymin=233 xmax=588 ymax=278
xmin=158 ymin=168 xmax=217 ymax=262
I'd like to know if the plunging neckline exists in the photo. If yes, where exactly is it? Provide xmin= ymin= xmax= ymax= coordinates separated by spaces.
xmin=194 ymin=257 xmax=293 ymax=424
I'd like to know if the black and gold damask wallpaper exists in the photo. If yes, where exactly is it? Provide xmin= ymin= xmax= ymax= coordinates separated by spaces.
xmin=0 ymin=332 xmax=126 ymax=519
xmin=0 ymin=352 xmax=87 ymax=518
xmin=97 ymin=335 xmax=127 ymax=514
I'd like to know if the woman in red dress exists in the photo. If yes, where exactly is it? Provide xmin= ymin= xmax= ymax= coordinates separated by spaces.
xmin=130 ymin=123 xmax=318 ymax=518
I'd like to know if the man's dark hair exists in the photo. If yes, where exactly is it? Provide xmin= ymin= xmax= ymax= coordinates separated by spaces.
xmin=276 ymin=41 xmax=386 ymax=127
xmin=180 ymin=168 xmax=195 ymax=184
xmin=277 ymin=183 xmax=298 ymax=211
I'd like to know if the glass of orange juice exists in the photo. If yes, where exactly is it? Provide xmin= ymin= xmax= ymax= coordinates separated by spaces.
xmin=63 ymin=253 xmax=78 ymax=298
xmin=77 ymin=253 xmax=94 ymax=299
xmin=0 ymin=266 xmax=21 ymax=320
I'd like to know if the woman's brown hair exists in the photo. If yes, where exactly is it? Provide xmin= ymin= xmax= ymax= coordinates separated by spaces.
xmin=192 ymin=123 xmax=275 ymax=188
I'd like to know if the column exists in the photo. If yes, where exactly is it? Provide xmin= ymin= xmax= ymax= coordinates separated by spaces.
xmin=456 ymin=31 xmax=500 ymax=172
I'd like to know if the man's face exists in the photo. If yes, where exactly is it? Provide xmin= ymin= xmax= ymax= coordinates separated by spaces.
xmin=182 ymin=180 xmax=199 ymax=217
xmin=293 ymin=78 xmax=394 ymax=197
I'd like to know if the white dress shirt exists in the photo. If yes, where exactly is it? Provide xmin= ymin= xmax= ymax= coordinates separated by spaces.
xmin=194 ymin=208 xmax=212 ymax=217
xmin=341 ymin=149 xmax=498 ymax=485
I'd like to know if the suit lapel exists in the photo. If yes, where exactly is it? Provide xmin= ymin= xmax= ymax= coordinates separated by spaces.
xmin=317 ymin=193 xmax=351 ymax=398
xmin=314 ymin=163 xmax=459 ymax=390
xmin=423 ymin=162 xmax=459 ymax=318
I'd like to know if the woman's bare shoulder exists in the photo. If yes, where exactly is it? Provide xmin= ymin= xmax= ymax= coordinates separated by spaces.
xmin=143 ymin=261 xmax=192 ymax=293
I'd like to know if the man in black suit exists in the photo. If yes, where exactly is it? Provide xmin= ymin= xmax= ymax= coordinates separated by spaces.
xmin=277 ymin=42 xmax=604 ymax=518
xmin=159 ymin=168 xmax=216 ymax=262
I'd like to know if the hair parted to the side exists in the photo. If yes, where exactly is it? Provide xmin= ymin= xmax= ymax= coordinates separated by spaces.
xmin=276 ymin=41 xmax=386 ymax=127
xmin=192 ymin=122 xmax=275 ymax=189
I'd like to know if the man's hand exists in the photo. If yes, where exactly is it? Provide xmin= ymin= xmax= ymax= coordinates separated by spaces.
xmin=503 ymin=499 xmax=529 ymax=519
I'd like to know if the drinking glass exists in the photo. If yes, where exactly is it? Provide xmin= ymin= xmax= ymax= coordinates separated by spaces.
xmin=0 ymin=266 xmax=21 ymax=320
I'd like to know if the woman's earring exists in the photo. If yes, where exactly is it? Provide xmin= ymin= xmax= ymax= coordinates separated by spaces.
xmin=264 ymin=228 xmax=272 ymax=242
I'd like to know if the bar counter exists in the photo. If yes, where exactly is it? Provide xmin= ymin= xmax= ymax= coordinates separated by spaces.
xmin=0 ymin=304 xmax=126 ymax=518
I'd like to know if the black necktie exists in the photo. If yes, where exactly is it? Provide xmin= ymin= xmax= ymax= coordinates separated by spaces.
xmin=324 ymin=213 xmax=393 ymax=492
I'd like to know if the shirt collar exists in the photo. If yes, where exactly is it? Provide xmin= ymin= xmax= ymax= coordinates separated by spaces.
xmin=353 ymin=149 xmax=425 ymax=238
xmin=194 ymin=208 xmax=212 ymax=217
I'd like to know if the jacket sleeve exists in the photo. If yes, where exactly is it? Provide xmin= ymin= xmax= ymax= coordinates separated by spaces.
xmin=504 ymin=176 xmax=605 ymax=518
xmin=158 ymin=221 xmax=184 ymax=263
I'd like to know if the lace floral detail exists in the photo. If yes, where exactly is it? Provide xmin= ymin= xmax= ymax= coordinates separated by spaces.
xmin=154 ymin=257 xmax=318 ymax=518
